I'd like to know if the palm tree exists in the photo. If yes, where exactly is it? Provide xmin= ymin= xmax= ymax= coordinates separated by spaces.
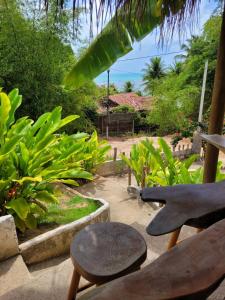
xmin=143 ymin=57 xmax=165 ymax=80
xmin=169 ymin=61 xmax=183 ymax=75
xmin=123 ymin=81 xmax=134 ymax=92
xmin=142 ymin=57 xmax=165 ymax=94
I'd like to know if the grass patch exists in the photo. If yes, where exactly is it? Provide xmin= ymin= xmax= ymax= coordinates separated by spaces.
xmin=38 ymin=195 xmax=101 ymax=225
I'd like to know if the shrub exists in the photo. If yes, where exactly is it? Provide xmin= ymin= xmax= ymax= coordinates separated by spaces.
xmin=0 ymin=89 xmax=110 ymax=231
xmin=122 ymin=138 xmax=225 ymax=187
xmin=111 ymin=104 xmax=135 ymax=113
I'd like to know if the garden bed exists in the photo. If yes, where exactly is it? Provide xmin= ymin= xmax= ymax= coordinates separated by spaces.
xmin=18 ymin=186 xmax=101 ymax=243
xmin=19 ymin=184 xmax=110 ymax=265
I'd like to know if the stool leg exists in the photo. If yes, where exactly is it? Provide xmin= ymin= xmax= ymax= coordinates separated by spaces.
xmin=67 ymin=268 xmax=81 ymax=300
xmin=167 ymin=228 xmax=181 ymax=250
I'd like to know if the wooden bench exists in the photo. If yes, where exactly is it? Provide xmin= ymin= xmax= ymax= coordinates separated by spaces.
xmin=141 ymin=180 xmax=225 ymax=236
xmin=78 ymin=219 xmax=225 ymax=300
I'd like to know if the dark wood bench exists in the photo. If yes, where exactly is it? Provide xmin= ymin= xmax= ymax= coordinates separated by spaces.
xmin=78 ymin=219 xmax=225 ymax=300
xmin=141 ymin=180 xmax=225 ymax=236
xmin=67 ymin=222 xmax=147 ymax=300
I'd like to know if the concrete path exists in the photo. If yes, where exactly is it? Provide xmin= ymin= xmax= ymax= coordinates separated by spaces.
xmin=0 ymin=175 xmax=197 ymax=300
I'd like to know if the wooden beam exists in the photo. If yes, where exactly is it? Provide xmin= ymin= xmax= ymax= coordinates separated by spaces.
xmin=203 ymin=4 xmax=225 ymax=183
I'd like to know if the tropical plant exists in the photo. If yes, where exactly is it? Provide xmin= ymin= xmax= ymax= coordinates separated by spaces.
xmin=82 ymin=131 xmax=111 ymax=173
xmin=0 ymin=89 xmax=97 ymax=231
xmin=121 ymin=138 xmax=199 ymax=187
xmin=169 ymin=61 xmax=183 ymax=75
xmin=142 ymin=57 xmax=165 ymax=94
xmin=122 ymin=137 xmax=225 ymax=187
xmin=123 ymin=81 xmax=134 ymax=93
xmin=112 ymin=105 xmax=135 ymax=113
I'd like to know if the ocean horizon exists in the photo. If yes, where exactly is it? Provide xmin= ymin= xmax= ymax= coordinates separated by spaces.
xmin=95 ymin=71 xmax=144 ymax=92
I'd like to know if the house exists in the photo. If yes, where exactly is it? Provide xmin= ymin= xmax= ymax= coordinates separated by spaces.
xmin=98 ymin=92 xmax=153 ymax=114
xmin=97 ymin=93 xmax=154 ymax=134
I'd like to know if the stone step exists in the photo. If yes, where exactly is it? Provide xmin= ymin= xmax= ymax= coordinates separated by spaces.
xmin=0 ymin=257 xmax=89 ymax=300
xmin=0 ymin=255 xmax=31 ymax=297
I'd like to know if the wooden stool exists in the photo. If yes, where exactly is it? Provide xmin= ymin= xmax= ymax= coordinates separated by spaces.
xmin=67 ymin=222 xmax=147 ymax=300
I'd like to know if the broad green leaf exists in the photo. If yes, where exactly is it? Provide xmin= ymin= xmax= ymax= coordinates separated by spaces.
xmin=35 ymin=191 xmax=58 ymax=203
xmin=7 ymin=89 xmax=22 ymax=127
xmin=57 ymin=115 xmax=79 ymax=130
xmin=35 ymin=107 xmax=61 ymax=143
xmin=14 ymin=215 xmax=26 ymax=232
xmin=1 ymin=135 xmax=23 ymax=155
xmin=6 ymin=197 xmax=30 ymax=220
xmin=25 ymin=213 xmax=37 ymax=229
xmin=19 ymin=142 xmax=29 ymax=172
xmin=0 ymin=92 xmax=11 ymax=139
xmin=57 ymin=169 xmax=93 ymax=180
xmin=30 ymin=112 xmax=51 ymax=137
xmin=183 ymin=154 xmax=198 ymax=169
xmin=53 ymin=179 xmax=79 ymax=186
xmin=13 ymin=176 xmax=42 ymax=184
xmin=64 ymin=1 xmax=161 ymax=88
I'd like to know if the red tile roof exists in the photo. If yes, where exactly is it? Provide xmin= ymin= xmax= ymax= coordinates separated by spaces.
xmin=98 ymin=93 xmax=153 ymax=113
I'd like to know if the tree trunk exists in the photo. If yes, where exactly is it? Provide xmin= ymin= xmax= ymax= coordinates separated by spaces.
xmin=203 ymin=3 xmax=225 ymax=183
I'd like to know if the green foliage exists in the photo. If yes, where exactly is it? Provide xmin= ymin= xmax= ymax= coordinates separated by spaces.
xmin=0 ymin=89 xmax=109 ymax=231
xmin=0 ymin=1 xmax=99 ymax=131
xmin=122 ymin=137 xmax=225 ymax=187
xmin=123 ymin=81 xmax=134 ymax=93
xmin=82 ymin=131 xmax=111 ymax=173
xmin=142 ymin=57 xmax=165 ymax=94
xmin=146 ymin=14 xmax=221 ymax=135
xmin=121 ymin=139 xmax=155 ymax=186
xmin=38 ymin=196 xmax=101 ymax=225
xmin=112 ymin=105 xmax=135 ymax=113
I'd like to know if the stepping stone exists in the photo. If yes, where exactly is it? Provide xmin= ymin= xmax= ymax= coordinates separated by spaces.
xmin=0 ymin=258 xmax=89 ymax=300
xmin=0 ymin=255 xmax=31 ymax=297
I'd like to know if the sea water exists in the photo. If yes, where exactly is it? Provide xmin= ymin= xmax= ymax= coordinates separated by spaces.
xmin=95 ymin=71 xmax=144 ymax=92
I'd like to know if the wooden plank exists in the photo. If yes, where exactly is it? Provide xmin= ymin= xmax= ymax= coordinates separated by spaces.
xmin=79 ymin=219 xmax=225 ymax=300
xmin=201 ymin=134 xmax=225 ymax=154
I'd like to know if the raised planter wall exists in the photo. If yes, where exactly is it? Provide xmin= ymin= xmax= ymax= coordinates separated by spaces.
xmin=96 ymin=159 xmax=128 ymax=177
xmin=0 ymin=215 xmax=19 ymax=262
xmin=19 ymin=197 xmax=110 ymax=265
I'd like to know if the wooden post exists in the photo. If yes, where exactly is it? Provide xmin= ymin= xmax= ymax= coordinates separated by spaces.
xmin=132 ymin=119 xmax=135 ymax=135
xmin=128 ymin=168 xmax=132 ymax=186
xmin=203 ymin=5 xmax=225 ymax=183
xmin=113 ymin=147 xmax=117 ymax=161
xmin=167 ymin=228 xmax=181 ymax=250
xmin=198 ymin=60 xmax=208 ymax=124
xmin=67 ymin=269 xmax=81 ymax=300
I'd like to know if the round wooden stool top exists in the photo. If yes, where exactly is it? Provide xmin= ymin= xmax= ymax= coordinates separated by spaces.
xmin=70 ymin=222 xmax=147 ymax=284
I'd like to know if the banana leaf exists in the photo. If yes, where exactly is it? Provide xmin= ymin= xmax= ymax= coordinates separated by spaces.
xmin=64 ymin=0 xmax=162 ymax=88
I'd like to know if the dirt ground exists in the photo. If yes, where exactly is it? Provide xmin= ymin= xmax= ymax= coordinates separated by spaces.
xmin=107 ymin=135 xmax=190 ymax=157
xmin=106 ymin=135 xmax=225 ymax=165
